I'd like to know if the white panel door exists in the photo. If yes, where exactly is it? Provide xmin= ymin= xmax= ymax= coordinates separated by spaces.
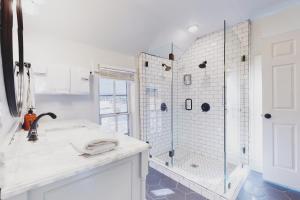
xmin=262 ymin=30 xmax=300 ymax=190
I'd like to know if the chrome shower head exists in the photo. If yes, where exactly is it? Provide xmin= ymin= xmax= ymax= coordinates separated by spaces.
xmin=162 ymin=63 xmax=171 ymax=71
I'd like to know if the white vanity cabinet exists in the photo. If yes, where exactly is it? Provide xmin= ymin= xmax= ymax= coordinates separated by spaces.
xmin=33 ymin=65 xmax=90 ymax=95
xmin=70 ymin=67 xmax=91 ymax=95
xmin=33 ymin=64 xmax=70 ymax=94
xmin=5 ymin=152 xmax=148 ymax=200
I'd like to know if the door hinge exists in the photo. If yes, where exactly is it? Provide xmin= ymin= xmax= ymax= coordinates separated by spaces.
xmin=169 ymin=150 xmax=175 ymax=158
xmin=241 ymin=55 xmax=246 ymax=62
xmin=242 ymin=147 xmax=246 ymax=154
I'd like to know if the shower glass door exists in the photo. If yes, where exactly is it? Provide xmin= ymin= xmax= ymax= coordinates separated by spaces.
xmin=172 ymin=26 xmax=227 ymax=195
xmin=139 ymin=53 xmax=173 ymax=167
xmin=224 ymin=21 xmax=249 ymax=194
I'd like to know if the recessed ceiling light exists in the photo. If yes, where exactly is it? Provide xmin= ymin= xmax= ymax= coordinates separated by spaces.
xmin=187 ymin=25 xmax=199 ymax=33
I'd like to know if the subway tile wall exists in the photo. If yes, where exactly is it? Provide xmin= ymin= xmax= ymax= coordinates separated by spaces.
xmin=139 ymin=21 xmax=249 ymax=166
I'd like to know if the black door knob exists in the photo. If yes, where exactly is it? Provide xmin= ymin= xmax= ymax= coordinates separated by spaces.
xmin=264 ymin=113 xmax=272 ymax=119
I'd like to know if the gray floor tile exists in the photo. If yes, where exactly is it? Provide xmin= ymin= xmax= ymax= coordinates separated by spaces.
xmin=186 ymin=192 xmax=207 ymax=200
xmin=146 ymin=167 xmax=207 ymax=200
xmin=237 ymin=171 xmax=300 ymax=200
xmin=287 ymin=190 xmax=300 ymax=200
xmin=146 ymin=167 xmax=300 ymax=200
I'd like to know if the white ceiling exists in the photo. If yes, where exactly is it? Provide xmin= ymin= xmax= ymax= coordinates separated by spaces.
xmin=23 ymin=0 xmax=299 ymax=57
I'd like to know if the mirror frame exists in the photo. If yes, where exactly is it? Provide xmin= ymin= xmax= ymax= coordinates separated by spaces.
xmin=1 ymin=0 xmax=24 ymax=117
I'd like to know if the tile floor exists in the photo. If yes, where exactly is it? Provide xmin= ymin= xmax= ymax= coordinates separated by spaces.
xmin=237 ymin=171 xmax=300 ymax=200
xmin=146 ymin=167 xmax=207 ymax=200
xmin=146 ymin=167 xmax=300 ymax=200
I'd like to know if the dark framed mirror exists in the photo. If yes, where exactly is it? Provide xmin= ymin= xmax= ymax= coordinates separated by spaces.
xmin=1 ymin=0 xmax=25 ymax=117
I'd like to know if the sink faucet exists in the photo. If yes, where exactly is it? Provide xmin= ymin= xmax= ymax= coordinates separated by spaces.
xmin=27 ymin=112 xmax=57 ymax=142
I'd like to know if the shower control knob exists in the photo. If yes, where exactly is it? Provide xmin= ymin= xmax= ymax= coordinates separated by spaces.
xmin=264 ymin=113 xmax=272 ymax=119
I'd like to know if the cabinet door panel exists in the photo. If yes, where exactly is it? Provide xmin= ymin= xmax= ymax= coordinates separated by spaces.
xmin=29 ymin=162 xmax=132 ymax=200
xmin=70 ymin=67 xmax=90 ymax=94
xmin=33 ymin=64 xmax=70 ymax=94
xmin=47 ymin=65 xmax=70 ymax=94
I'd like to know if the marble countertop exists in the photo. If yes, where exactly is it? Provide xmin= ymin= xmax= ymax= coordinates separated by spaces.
xmin=0 ymin=120 xmax=149 ymax=199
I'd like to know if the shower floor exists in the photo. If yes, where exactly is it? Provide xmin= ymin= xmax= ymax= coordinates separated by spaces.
xmin=154 ymin=147 xmax=238 ymax=196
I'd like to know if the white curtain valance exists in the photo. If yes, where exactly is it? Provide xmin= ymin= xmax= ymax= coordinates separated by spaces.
xmin=95 ymin=67 xmax=135 ymax=81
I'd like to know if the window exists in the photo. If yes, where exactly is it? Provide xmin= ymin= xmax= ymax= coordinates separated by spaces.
xmin=99 ymin=78 xmax=130 ymax=135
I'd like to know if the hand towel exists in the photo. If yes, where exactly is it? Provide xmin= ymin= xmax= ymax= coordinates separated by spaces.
xmin=70 ymin=133 xmax=119 ymax=156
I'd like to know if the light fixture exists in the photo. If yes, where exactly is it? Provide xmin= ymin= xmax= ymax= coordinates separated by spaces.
xmin=187 ymin=25 xmax=199 ymax=33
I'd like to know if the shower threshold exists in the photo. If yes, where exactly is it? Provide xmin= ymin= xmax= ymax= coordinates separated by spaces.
xmin=149 ymin=148 xmax=248 ymax=200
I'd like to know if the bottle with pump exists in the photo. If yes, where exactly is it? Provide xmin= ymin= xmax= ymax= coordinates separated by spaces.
xmin=23 ymin=108 xmax=37 ymax=131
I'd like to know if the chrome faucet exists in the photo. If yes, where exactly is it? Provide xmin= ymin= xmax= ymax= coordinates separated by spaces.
xmin=27 ymin=112 xmax=57 ymax=142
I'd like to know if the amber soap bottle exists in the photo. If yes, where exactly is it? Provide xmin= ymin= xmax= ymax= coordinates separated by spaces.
xmin=23 ymin=108 xmax=37 ymax=131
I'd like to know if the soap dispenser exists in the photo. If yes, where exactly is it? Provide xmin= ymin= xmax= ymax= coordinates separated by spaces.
xmin=23 ymin=108 xmax=37 ymax=131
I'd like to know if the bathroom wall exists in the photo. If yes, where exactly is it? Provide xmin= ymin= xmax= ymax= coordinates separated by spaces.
xmin=0 ymin=32 xmax=136 ymax=141
xmin=24 ymin=33 xmax=136 ymax=124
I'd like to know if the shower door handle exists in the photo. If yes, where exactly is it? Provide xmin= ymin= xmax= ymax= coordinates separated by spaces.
xmin=185 ymin=99 xmax=192 ymax=110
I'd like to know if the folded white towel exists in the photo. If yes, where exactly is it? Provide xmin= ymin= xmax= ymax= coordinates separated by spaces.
xmin=70 ymin=133 xmax=119 ymax=156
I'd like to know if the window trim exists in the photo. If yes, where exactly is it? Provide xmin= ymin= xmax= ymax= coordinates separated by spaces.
xmin=98 ymin=78 xmax=131 ymax=135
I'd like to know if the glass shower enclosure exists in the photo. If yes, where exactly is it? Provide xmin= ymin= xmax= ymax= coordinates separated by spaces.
xmin=139 ymin=21 xmax=249 ymax=198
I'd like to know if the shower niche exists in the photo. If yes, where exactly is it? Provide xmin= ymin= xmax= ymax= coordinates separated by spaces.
xmin=183 ymin=74 xmax=192 ymax=85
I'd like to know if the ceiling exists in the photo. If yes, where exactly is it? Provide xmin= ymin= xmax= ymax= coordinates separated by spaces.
xmin=23 ymin=0 xmax=298 ymax=57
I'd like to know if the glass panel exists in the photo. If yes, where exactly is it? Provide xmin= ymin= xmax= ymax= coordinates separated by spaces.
xmin=139 ymin=22 xmax=249 ymax=198
xmin=115 ymin=95 xmax=128 ymax=113
xmin=225 ymin=21 xmax=249 ymax=194
xmin=115 ymin=80 xmax=127 ymax=95
xmin=100 ymin=116 xmax=116 ymax=132
xmin=117 ymin=115 xmax=129 ymax=135
xmin=172 ymin=30 xmax=226 ymax=193
xmin=99 ymin=95 xmax=114 ymax=114
xmin=100 ymin=78 xmax=114 ymax=95
xmin=139 ymin=54 xmax=173 ymax=167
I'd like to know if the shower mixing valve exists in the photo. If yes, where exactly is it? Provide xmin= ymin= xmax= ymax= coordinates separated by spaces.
xmin=161 ymin=103 xmax=168 ymax=112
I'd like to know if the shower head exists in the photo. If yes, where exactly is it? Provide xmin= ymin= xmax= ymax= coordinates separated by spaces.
xmin=199 ymin=61 xmax=207 ymax=69
xmin=162 ymin=63 xmax=172 ymax=71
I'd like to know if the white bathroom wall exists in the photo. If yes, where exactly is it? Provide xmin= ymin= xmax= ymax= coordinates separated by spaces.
xmin=23 ymin=33 xmax=136 ymax=124
xmin=249 ymin=4 xmax=300 ymax=172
